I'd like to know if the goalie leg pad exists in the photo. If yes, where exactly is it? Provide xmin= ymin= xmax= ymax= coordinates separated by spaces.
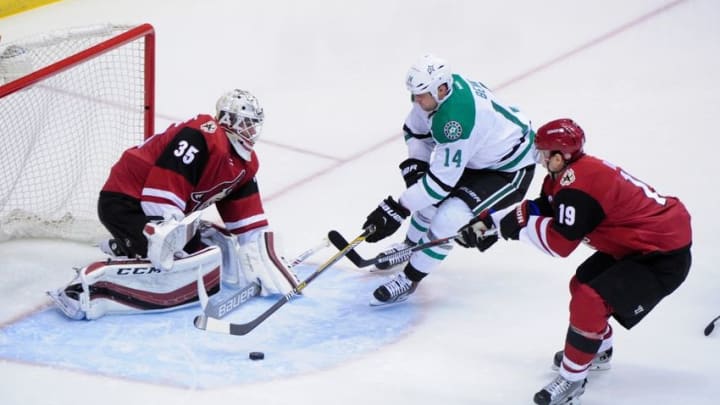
xmin=236 ymin=231 xmax=300 ymax=296
xmin=47 ymin=246 xmax=222 ymax=320
xmin=200 ymin=222 xmax=252 ymax=288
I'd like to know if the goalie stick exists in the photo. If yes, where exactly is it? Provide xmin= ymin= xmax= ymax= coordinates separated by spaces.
xmin=327 ymin=228 xmax=498 ymax=269
xmin=704 ymin=314 xmax=720 ymax=337
xmin=197 ymin=238 xmax=330 ymax=319
xmin=194 ymin=226 xmax=374 ymax=336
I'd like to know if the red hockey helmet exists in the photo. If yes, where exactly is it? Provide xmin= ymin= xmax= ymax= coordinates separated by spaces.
xmin=535 ymin=118 xmax=585 ymax=162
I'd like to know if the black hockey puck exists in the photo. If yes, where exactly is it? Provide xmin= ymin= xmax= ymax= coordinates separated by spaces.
xmin=249 ymin=351 xmax=265 ymax=360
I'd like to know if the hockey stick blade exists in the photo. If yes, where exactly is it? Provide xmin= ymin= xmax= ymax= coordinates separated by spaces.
xmin=328 ymin=230 xmax=373 ymax=267
xmin=195 ymin=228 xmax=373 ymax=336
xmin=704 ymin=314 xmax=720 ymax=336
xmin=328 ymin=230 xmax=452 ymax=269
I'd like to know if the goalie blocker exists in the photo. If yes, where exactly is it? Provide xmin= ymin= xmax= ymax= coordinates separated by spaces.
xmin=48 ymin=219 xmax=300 ymax=320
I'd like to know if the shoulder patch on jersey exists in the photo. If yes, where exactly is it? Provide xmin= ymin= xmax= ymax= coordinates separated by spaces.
xmin=200 ymin=120 xmax=217 ymax=134
xmin=560 ymin=168 xmax=576 ymax=186
xmin=431 ymin=75 xmax=476 ymax=144
xmin=443 ymin=121 xmax=463 ymax=140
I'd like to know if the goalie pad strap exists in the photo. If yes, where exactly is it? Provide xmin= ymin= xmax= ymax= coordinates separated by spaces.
xmin=263 ymin=232 xmax=300 ymax=289
xmin=236 ymin=230 xmax=299 ymax=296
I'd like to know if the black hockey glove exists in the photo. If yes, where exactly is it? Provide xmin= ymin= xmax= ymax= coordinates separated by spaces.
xmin=363 ymin=196 xmax=410 ymax=243
xmin=456 ymin=209 xmax=498 ymax=252
xmin=399 ymin=158 xmax=429 ymax=188
xmin=498 ymin=200 xmax=540 ymax=240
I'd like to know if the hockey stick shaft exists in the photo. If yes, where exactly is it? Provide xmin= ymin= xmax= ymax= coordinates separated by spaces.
xmin=195 ymin=227 xmax=373 ymax=335
xmin=327 ymin=228 xmax=498 ymax=269
xmin=199 ymin=238 xmax=330 ymax=318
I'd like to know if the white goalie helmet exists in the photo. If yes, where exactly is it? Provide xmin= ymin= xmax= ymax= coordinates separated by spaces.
xmin=216 ymin=89 xmax=264 ymax=161
xmin=405 ymin=54 xmax=453 ymax=104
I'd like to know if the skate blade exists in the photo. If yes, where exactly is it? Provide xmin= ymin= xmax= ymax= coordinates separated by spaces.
xmin=368 ymin=266 xmax=401 ymax=273
xmin=368 ymin=296 xmax=409 ymax=307
xmin=552 ymin=363 xmax=611 ymax=372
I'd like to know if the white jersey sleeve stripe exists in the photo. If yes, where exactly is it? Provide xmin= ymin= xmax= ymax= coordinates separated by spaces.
xmin=142 ymin=187 xmax=187 ymax=211
xmin=519 ymin=216 xmax=561 ymax=257
xmin=224 ymin=213 xmax=268 ymax=231
xmin=140 ymin=201 xmax=185 ymax=220
xmin=471 ymin=168 xmax=529 ymax=215
xmin=422 ymin=173 xmax=450 ymax=200
xmin=399 ymin=173 xmax=447 ymax=212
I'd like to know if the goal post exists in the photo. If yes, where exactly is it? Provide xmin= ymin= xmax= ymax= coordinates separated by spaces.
xmin=0 ymin=23 xmax=155 ymax=243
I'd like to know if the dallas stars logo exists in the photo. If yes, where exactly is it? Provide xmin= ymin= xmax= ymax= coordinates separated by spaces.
xmin=427 ymin=64 xmax=436 ymax=74
xmin=443 ymin=121 xmax=462 ymax=140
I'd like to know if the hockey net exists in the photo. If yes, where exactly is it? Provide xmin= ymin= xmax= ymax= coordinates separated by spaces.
xmin=0 ymin=23 xmax=155 ymax=243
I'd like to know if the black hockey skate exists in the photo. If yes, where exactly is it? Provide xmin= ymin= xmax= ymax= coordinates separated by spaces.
xmin=373 ymin=239 xmax=415 ymax=271
xmin=370 ymin=272 xmax=417 ymax=306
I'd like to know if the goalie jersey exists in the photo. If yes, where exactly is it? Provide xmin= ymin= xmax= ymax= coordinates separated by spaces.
xmin=102 ymin=114 xmax=268 ymax=235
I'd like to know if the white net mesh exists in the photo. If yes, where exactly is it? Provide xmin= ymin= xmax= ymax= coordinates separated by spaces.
xmin=0 ymin=24 xmax=152 ymax=243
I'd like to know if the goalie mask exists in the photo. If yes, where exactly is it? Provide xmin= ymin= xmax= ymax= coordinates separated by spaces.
xmin=216 ymin=89 xmax=264 ymax=161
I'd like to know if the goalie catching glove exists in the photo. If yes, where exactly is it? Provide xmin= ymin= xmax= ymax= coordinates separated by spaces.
xmin=143 ymin=211 xmax=204 ymax=270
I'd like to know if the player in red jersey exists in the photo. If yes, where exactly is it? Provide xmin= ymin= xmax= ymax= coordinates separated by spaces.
xmin=48 ymin=89 xmax=299 ymax=320
xmin=457 ymin=118 xmax=692 ymax=405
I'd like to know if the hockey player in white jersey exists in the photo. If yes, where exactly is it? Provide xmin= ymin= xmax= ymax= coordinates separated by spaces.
xmin=361 ymin=54 xmax=538 ymax=305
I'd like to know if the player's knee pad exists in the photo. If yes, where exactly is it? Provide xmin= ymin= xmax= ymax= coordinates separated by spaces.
xmin=407 ymin=205 xmax=437 ymax=242
xmin=47 ymin=246 xmax=222 ymax=320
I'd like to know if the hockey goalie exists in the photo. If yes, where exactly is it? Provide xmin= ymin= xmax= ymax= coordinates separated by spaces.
xmin=48 ymin=89 xmax=299 ymax=320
